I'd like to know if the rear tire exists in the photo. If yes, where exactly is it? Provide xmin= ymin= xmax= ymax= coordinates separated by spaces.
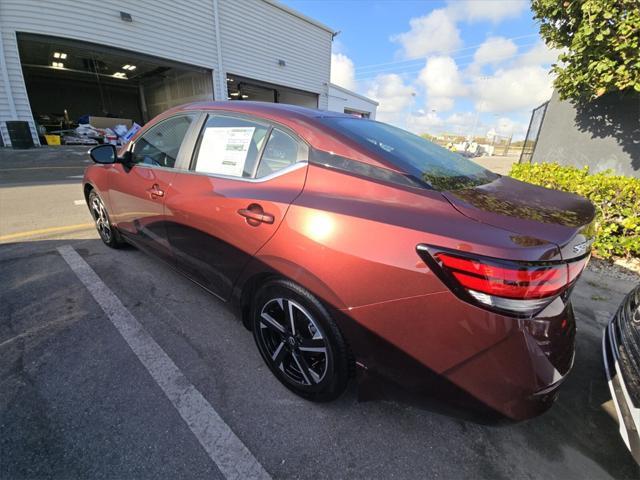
xmin=88 ymin=190 xmax=124 ymax=248
xmin=251 ymin=279 xmax=350 ymax=401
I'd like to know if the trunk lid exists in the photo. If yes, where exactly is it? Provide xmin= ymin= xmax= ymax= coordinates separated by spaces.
xmin=441 ymin=176 xmax=596 ymax=260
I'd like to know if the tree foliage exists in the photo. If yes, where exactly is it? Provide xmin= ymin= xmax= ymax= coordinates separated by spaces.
xmin=531 ymin=0 xmax=640 ymax=101
xmin=510 ymin=162 xmax=640 ymax=259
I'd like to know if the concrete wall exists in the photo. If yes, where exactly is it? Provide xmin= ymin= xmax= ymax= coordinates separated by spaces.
xmin=532 ymin=89 xmax=640 ymax=178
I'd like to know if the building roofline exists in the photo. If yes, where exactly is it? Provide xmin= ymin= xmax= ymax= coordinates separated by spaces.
xmin=328 ymin=82 xmax=379 ymax=106
xmin=261 ymin=0 xmax=337 ymax=35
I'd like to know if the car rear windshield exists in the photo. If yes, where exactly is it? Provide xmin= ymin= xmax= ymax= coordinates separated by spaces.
xmin=320 ymin=117 xmax=498 ymax=191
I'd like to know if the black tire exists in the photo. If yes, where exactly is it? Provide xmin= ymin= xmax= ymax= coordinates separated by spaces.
xmin=251 ymin=279 xmax=350 ymax=401
xmin=88 ymin=190 xmax=124 ymax=248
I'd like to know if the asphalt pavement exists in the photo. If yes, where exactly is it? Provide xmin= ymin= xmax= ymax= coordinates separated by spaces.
xmin=0 ymin=146 xmax=94 ymax=241
xmin=1 ymin=146 xmax=639 ymax=479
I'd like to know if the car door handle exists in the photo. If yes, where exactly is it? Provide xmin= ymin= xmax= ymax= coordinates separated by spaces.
xmin=147 ymin=184 xmax=164 ymax=199
xmin=238 ymin=205 xmax=274 ymax=225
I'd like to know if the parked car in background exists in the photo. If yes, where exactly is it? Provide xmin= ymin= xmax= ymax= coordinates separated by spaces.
xmin=84 ymin=101 xmax=595 ymax=420
xmin=604 ymin=284 xmax=640 ymax=463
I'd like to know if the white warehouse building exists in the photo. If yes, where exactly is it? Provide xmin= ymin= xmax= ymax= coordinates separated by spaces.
xmin=0 ymin=0 xmax=377 ymax=147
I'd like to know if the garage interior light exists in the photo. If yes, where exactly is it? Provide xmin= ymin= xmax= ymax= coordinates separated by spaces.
xmin=226 ymin=77 xmax=233 ymax=82
xmin=122 ymin=64 xmax=136 ymax=71
xmin=51 ymin=62 xmax=64 ymax=68
xmin=230 ymin=92 xmax=240 ymax=97
xmin=53 ymin=52 xmax=67 ymax=59
xmin=112 ymin=72 xmax=127 ymax=78
xmin=241 ymin=94 xmax=249 ymax=99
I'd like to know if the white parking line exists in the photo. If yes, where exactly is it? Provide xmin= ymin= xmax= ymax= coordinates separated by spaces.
xmin=57 ymin=245 xmax=270 ymax=480
xmin=73 ymin=200 xmax=85 ymax=206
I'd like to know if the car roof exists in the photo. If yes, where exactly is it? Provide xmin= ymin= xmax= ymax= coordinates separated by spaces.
xmin=179 ymin=100 xmax=355 ymax=121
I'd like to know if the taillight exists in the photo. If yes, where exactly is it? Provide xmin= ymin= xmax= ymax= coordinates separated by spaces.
xmin=417 ymin=245 xmax=589 ymax=317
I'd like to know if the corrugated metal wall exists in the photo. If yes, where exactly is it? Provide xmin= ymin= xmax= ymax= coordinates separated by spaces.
xmin=217 ymin=0 xmax=331 ymax=109
xmin=0 ymin=0 xmax=220 ymax=146
xmin=144 ymin=71 xmax=215 ymax=119
xmin=1 ymin=28 xmax=36 ymax=145
xmin=0 ymin=0 xmax=219 ymax=66
xmin=0 ymin=0 xmax=332 ymax=146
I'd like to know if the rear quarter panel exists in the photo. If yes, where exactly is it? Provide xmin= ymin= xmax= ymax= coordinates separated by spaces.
xmin=247 ymin=165 xmax=562 ymax=375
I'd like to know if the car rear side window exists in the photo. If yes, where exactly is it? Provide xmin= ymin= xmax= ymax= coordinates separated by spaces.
xmin=193 ymin=115 xmax=269 ymax=178
xmin=131 ymin=115 xmax=194 ymax=168
xmin=255 ymin=128 xmax=300 ymax=178
xmin=319 ymin=117 xmax=498 ymax=191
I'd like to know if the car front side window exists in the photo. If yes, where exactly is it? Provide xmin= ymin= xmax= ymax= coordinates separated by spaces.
xmin=131 ymin=115 xmax=195 ymax=168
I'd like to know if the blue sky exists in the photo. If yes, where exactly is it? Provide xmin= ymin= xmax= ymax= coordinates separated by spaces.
xmin=282 ymin=0 xmax=558 ymax=139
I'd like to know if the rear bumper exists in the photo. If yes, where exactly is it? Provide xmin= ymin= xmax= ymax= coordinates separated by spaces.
xmin=341 ymin=291 xmax=577 ymax=421
xmin=603 ymin=316 xmax=640 ymax=463
xmin=442 ymin=312 xmax=575 ymax=420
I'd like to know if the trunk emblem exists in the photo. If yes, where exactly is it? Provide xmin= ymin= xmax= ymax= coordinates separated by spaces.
xmin=572 ymin=240 xmax=591 ymax=255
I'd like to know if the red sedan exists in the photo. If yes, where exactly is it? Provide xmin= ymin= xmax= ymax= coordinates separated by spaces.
xmin=84 ymin=101 xmax=595 ymax=420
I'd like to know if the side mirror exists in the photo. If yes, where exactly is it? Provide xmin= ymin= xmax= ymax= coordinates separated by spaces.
xmin=89 ymin=144 xmax=117 ymax=164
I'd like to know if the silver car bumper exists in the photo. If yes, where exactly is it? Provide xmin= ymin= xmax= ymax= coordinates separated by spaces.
xmin=603 ymin=318 xmax=640 ymax=464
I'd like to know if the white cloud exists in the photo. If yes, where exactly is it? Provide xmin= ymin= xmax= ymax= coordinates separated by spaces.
xmin=406 ymin=111 xmax=444 ymax=134
xmin=391 ymin=1 xmax=528 ymax=60
xmin=366 ymin=74 xmax=416 ymax=122
xmin=417 ymin=56 xmax=468 ymax=112
xmin=473 ymin=65 xmax=554 ymax=113
xmin=392 ymin=8 xmax=462 ymax=59
xmin=374 ymin=1 xmax=548 ymax=133
xmin=446 ymin=111 xmax=478 ymax=129
xmin=516 ymin=41 xmax=562 ymax=67
xmin=330 ymin=53 xmax=357 ymax=90
xmin=489 ymin=117 xmax=527 ymax=137
xmin=447 ymin=0 xmax=528 ymax=23
xmin=418 ymin=111 xmax=480 ymax=136
xmin=427 ymin=97 xmax=455 ymax=112
xmin=418 ymin=56 xmax=467 ymax=98
xmin=472 ymin=37 xmax=518 ymax=67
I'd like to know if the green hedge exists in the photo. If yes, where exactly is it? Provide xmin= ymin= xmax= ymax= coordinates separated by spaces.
xmin=509 ymin=162 xmax=640 ymax=259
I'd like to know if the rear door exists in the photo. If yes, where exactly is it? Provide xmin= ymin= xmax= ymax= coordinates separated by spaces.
xmin=165 ymin=113 xmax=308 ymax=299
xmin=108 ymin=113 xmax=198 ymax=259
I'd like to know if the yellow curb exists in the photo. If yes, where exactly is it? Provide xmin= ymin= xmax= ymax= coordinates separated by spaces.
xmin=0 ymin=223 xmax=94 ymax=242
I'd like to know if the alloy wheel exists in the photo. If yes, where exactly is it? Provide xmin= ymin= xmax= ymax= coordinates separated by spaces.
xmin=258 ymin=298 xmax=329 ymax=386
xmin=90 ymin=195 xmax=112 ymax=243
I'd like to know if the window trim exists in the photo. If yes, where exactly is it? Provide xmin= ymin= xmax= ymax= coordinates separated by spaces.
xmin=170 ymin=161 xmax=307 ymax=183
xmin=127 ymin=112 xmax=202 ymax=171
xmin=255 ymin=127 xmax=307 ymax=179
xmin=187 ymin=111 xmax=309 ymax=182
xmin=250 ymin=125 xmax=273 ymax=178
xmin=309 ymin=147 xmax=429 ymax=190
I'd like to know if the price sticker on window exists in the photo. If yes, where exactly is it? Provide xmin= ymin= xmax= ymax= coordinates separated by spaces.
xmin=195 ymin=127 xmax=256 ymax=177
